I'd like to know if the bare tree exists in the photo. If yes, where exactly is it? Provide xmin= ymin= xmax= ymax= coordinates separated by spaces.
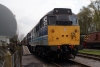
xmin=18 ymin=34 xmax=25 ymax=42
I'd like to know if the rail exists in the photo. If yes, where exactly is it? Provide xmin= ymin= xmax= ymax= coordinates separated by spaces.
xmin=51 ymin=60 xmax=91 ymax=67
xmin=79 ymin=52 xmax=100 ymax=57
xmin=77 ymin=53 xmax=100 ymax=61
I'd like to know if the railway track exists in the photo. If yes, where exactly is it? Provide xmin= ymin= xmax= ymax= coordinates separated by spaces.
xmin=28 ymin=47 xmax=91 ymax=67
xmin=51 ymin=59 xmax=90 ymax=67
xmin=77 ymin=53 xmax=100 ymax=61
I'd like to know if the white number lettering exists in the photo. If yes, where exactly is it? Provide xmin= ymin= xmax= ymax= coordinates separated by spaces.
xmin=43 ymin=16 xmax=47 ymax=26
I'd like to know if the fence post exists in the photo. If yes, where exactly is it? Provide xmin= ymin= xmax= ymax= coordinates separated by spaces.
xmin=18 ymin=45 xmax=22 ymax=67
xmin=4 ymin=51 xmax=12 ymax=67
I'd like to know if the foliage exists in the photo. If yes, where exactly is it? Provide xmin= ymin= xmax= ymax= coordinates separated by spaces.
xmin=78 ymin=6 xmax=92 ymax=34
xmin=77 ymin=0 xmax=100 ymax=34
xmin=89 ymin=0 xmax=100 ymax=31
xmin=10 ymin=30 xmax=25 ymax=43
xmin=10 ymin=34 xmax=18 ymax=43
xmin=79 ymin=49 xmax=100 ymax=55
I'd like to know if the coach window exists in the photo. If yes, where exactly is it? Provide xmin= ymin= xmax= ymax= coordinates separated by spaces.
xmin=33 ymin=29 xmax=34 ymax=35
xmin=32 ymin=30 xmax=33 ymax=36
xmin=31 ymin=30 xmax=32 ymax=36
xmin=39 ymin=23 xmax=40 ymax=29
xmin=37 ymin=24 xmax=39 ymax=31
xmin=40 ymin=19 xmax=43 ymax=28
xmin=36 ymin=26 xmax=37 ymax=32
xmin=34 ymin=27 xmax=36 ymax=38
xmin=29 ymin=33 xmax=31 ymax=37
xmin=48 ymin=16 xmax=56 ymax=25
xmin=36 ymin=25 xmax=39 ymax=32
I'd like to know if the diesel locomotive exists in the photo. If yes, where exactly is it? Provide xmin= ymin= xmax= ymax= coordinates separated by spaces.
xmin=23 ymin=8 xmax=80 ymax=59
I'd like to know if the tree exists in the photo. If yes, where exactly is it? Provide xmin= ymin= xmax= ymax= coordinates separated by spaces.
xmin=77 ymin=0 xmax=100 ymax=34
xmin=77 ymin=6 xmax=92 ymax=34
xmin=89 ymin=0 xmax=100 ymax=31
xmin=10 ymin=34 xmax=18 ymax=43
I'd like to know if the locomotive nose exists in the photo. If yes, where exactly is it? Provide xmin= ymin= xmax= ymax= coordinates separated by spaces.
xmin=48 ymin=26 xmax=80 ymax=45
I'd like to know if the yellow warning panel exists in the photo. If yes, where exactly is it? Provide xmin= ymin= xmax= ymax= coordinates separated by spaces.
xmin=48 ymin=26 xmax=80 ymax=46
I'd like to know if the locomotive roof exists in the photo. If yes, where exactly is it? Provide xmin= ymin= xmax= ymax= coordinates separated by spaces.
xmin=45 ymin=8 xmax=72 ymax=16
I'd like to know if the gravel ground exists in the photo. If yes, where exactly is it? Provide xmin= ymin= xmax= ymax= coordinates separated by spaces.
xmin=74 ymin=56 xmax=100 ymax=67
xmin=22 ymin=54 xmax=56 ymax=67
xmin=23 ymin=46 xmax=99 ymax=67
xmin=23 ymin=46 xmax=31 ymax=55
xmin=53 ymin=60 xmax=85 ymax=67
xmin=22 ymin=46 xmax=56 ymax=67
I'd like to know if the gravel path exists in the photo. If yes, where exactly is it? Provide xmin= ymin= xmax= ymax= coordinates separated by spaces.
xmin=22 ymin=54 xmax=55 ymax=67
xmin=22 ymin=46 xmax=56 ymax=67
xmin=23 ymin=46 xmax=31 ymax=55
xmin=22 ymin=46 xmax=100 ymax=67
xmin=74 ymin=56 xmax=100 ymax=67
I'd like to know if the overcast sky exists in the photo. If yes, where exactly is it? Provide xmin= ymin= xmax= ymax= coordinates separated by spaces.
xmin=0 ymin=0 xmax=91 ymax=36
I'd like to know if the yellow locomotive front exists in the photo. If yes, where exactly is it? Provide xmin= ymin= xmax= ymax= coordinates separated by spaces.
xmin=46 ymin=9 xmax=80 ymax=46
xmin=46 ymin=8 xmax=80 ymax=59
xmin=48 ymin=26 xmax=80 ymax=45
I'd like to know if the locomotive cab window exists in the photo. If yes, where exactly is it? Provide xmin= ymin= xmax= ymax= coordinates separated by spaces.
xmin=56 ymin=15 xmax=72 ymax=25
xmin=69 ymin=15 xmax=78 ymax=25
xmin=48 ymin=16 xmax=56 ymax=25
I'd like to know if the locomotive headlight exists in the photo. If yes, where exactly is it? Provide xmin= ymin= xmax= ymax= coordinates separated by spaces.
xmin=75 ymin=29 xmax=78 ymax=33
xmin=51 ymin=29 xmax=55 ymax=33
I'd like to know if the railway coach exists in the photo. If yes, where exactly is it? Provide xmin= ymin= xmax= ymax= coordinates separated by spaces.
xmin=84 ymin=32 xmax=100 ymax=49
xmin=26 ymin=8 xmax=80 ymax=59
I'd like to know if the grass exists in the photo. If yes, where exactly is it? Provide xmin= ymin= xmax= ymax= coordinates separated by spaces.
xmin=78 ymin=49 xmax=100 ymax=55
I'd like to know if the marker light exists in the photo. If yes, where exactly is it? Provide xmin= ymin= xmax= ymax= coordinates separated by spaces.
xmin=75 ymin=29 xmax=77 ymax=33
xmin=51 ymin=29 xmax=55 ymax=33
xmin=58 ymin=46 xmax=60 ymax=49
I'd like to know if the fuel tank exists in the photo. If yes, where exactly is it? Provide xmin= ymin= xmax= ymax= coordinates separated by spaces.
xmin=0 ymin=4 xmax=17 ymax=38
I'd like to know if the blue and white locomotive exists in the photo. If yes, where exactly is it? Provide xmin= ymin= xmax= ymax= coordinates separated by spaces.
xmin=24 ymin=8 xmax=80 ymax=59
